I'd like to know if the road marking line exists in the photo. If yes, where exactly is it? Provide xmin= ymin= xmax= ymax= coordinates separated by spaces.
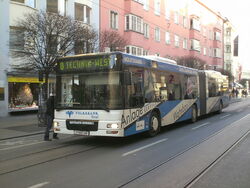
xmin=28 ymin=182 xmax=50 ymax=188
xmin=122 ymin=138 xmax=167 ymax=157
xmin=0 ymin=141 xmax=45 ymax=151
xmin=220 ymin=114 xmax=231 ymax=119
xmin=192 ymin=122 xmax=210 ymax=130
xmin=231 ymin=114 xmax=250 ymax=127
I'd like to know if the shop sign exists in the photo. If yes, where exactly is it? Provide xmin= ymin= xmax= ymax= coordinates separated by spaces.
xmin=8 ymin=77 xmax=44 ymax=83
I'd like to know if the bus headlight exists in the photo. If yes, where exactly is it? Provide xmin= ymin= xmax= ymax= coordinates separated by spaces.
xmin=107 ymin=123 xmax=120 ymax=129
xmin=53 ymin=121 xmax=59 ymax=128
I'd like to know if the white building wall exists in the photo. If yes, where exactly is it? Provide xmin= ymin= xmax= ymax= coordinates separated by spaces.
xmin=0 ymin=0 xmax=10 ymax=117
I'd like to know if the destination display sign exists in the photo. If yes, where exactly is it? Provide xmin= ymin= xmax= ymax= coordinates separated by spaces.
xmin=58 ymin=56 xmax=110 ymax=72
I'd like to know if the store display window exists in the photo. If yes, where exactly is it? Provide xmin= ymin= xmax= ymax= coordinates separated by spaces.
xmin=8 ymin=83 xmax=39 ymax=111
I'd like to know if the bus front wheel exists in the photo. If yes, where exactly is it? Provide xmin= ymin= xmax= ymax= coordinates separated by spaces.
xmin=147 ymin=112 xmax=160 ymax=137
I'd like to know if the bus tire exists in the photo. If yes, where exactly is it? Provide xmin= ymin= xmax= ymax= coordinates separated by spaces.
xmin=190 ymin=105 xmax=197 ymax=123
xmin=147 ymin=112 xmax=160 ymax=137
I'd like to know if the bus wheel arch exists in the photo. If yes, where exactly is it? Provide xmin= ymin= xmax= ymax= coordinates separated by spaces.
xmin=147 ymin=109 xmax=161 ymax=137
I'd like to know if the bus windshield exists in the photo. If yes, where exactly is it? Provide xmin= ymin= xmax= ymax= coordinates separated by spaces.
xmin=56 ymin=71 xmax=123 ymax=110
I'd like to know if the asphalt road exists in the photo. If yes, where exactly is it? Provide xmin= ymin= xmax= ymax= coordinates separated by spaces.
xmin=0 ymin=99 xmax=250 ymax=188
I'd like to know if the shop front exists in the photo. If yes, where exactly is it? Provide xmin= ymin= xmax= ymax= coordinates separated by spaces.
xmin=8 ymin=76 xmax=43 ymax=112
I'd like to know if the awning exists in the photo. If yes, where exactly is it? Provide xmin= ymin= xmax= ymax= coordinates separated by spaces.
xmin=233 ymin=82 xmax=244 ymax=88
xmin=8 ymin=76 xmax=44 ymax=83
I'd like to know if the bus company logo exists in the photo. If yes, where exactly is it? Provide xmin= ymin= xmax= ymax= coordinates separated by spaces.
xmin=66 ymin=111 xmax=74 ymax=118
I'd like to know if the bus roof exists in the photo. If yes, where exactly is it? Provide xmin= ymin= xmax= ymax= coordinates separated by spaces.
xmin=57 ymin=52 xmax=198 ymax=75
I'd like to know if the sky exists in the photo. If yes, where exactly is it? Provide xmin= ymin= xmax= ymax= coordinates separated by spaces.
xmin=202 ymin=0 xmax=250 ymax=71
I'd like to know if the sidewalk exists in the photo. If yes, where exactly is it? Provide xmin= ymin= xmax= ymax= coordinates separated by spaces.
xmin=0 ymin=112 xmax=45 ymax=140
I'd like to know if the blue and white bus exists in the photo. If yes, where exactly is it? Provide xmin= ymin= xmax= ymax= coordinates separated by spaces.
xmin=53 ymin=52 xmax=229 ymax=137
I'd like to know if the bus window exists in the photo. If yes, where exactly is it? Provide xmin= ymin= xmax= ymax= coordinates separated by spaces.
xmin=126 ymin=72 xmax=144 ymax=108
xmin=144 ymin=69 xmax=155 ymax=102
xmin=208 ymin=77 xmax=217 ymax=97
xmin=183 ymin=75 xmax=198 ymax=99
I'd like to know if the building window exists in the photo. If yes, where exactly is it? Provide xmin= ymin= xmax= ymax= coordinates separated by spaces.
xmin=143 ymin=0 xmax=149 ymax=10
xmin=165 ymin=2 xmax=170 ymax=20
xmin=225 ymin=45 xmax=231 ymax=53
xmin=132 ymin=46 xmax=136 ymax=55
xmin=183 ymin=16 xmax=187 ymax=28
xmin=143 ymin=23 xmax=149 ymax=38
xmin=226 ymin=29 xmax=231 ymax=36
xmin=155 ymin=27 xmax=160 ymax=42
xmin=154 ymin=0 xmax=160 ymax=15
xmin=190 ymin=39 xmax=200 ymax=51
xmin=174 ymin=35 xmax=179 ymax=47
xmin=143 ymin=50 xmax=149 ymax=56
xmin=165 ymin=32 xmax=170 ymax=44
xmin=174 ymin=12 xmax=179 ymax=24
xmin=137 ymin=48 xmax=142 ymax=56
xmin=183 ymin=38 xmax=188 ymax=49
xmin=214 ymin=31 xmax=221 ymax=41
xmin=125 ymin=14 xmax=143 ymax=33
xmin=75 ymin=3 xmax=91 ymax=24
xmin=74 ymin=40 xmax=87 ymax=55
xmin=47 ymin=0 xmax=58 ymax=13
xmin=11 ymin=0 xmax=25 ymax=3
xmin=26 ymin=0 xmax=36 ymax=8
xmin=190 ymin=18 xmax=200 ymax=31
xmin=214 ymin=48 xmax=221 ymax=58
xmin=9 ymin=28 xmax=25 ymax=51
xmin=110 ymin=11 xmax=118 ymax=29
xmin=126 ymin=45 xmax=144 ymax=56
xmin=204 ymin=47 xmax=207 ymax=55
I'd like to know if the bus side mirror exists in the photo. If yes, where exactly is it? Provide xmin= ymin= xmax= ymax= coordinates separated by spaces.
xmin=123 ymin=72 xmax=132 ymax=85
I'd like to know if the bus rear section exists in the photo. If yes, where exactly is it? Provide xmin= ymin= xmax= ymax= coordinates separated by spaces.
xmin=198 ymin=70 xmax=229 ymax=116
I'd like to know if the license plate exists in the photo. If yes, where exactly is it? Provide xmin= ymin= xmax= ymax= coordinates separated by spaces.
xmin=74 ymin=130 xmax=89 ymax=136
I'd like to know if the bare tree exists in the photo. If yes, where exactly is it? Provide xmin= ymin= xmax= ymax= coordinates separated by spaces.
xmin=99 ymin=30 xmax=127 ymax=52
xmin=11 ymin=11 xmax=98 ymax=100
xmin=176 ymin=55 xmax=206 ymax=70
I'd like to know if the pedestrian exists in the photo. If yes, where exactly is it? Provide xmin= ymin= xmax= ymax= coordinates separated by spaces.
xmin=235 ymin=89 xmax=239 ymax=98
xmin=44 ymin=94 xmax=58 ymax=141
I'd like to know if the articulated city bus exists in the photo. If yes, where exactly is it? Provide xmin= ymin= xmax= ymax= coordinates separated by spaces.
xmin=53 ymin=52 xmax=229 ymax=137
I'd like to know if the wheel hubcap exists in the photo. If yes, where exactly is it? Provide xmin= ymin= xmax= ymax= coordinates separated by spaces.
xmin=151 ymin=116 xmax=158 ymax=131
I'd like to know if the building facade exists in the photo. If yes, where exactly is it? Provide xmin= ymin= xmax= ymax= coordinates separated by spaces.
xmin=223 ymin=20 xmax=240 ymax=85
xmin=0 ymin=0 xmax=230 ymax=116
xmin=100 ymin=0 xmax=224 ymax=69
xmin=0 ymin=0 xmax=99 ymax=116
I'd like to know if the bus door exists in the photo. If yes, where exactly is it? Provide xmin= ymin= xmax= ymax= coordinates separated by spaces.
xmin=199 ymin=72 xmax=207 ymax=116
